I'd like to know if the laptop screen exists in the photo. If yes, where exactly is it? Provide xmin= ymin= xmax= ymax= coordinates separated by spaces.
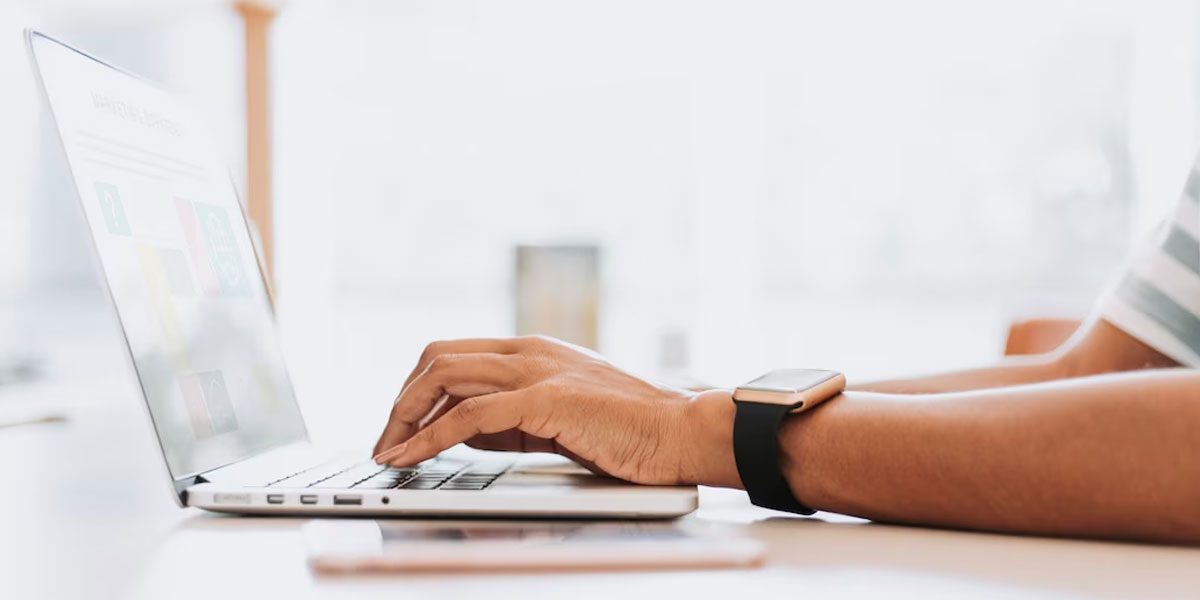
xmin=29 ymin=32 xmax=308 ymax=479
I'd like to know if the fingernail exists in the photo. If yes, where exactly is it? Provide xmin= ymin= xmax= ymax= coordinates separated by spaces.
xmin=373 ymin=442 xmax=407 ymax=464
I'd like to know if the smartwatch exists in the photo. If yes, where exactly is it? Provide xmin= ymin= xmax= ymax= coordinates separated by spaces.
xmin=732 ymin=368 xmax=845 ymax=514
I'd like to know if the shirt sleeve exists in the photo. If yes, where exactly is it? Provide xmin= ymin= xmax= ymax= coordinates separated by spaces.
xmin=1099 ymin=168 xmax=1200 ymax=367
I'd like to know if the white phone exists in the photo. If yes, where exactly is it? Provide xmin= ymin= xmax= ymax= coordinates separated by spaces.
xmin=303 ymin=520 xmax=765 ymax=574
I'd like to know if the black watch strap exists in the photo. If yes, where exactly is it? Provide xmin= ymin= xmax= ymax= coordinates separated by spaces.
xmin=732 ymin=400 xmax=816 ymax=515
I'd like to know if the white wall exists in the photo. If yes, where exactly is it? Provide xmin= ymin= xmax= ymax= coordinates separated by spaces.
xmin=4 ymin=0 xmax=1200 ymax=446
xmin=265 ymin=0 xmax=1200 ymax=444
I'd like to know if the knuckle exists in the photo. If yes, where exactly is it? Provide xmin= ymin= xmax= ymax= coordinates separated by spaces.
xmin=427 ymin=353 xmax=458 ymax=373
xmin=411 ymin=427 xmax=436 ymax=448
xmin=455 ymin=397 xmax=484 ymax=422
xmin=501 ymin=355 xmax=535 ymax=385
xmin=420 ymin=340 xmax=446 ymax=363
xmin=519 ymin=334 xmax=552 ymax=349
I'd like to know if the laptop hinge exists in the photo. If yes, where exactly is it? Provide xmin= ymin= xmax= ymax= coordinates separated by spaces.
xmin=174 ymin=474 xmax=204 ymax=504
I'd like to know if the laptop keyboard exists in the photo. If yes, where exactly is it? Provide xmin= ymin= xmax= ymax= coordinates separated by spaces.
xmin=264 ymin=458 xmax=510 ymax=491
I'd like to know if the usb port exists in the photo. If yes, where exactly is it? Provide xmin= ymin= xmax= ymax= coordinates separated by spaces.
xmin=300 ymin=494 xmax=319 ymax=505
xmin=266 ymin=494 xmax=285 ymax=505
xmin=333 ymin=495 xmax=362 ymax=506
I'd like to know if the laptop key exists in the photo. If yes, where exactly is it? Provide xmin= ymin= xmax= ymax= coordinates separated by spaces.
xmin=363 ymin=474 xmax=404 ymax=484
xmin=312 ymin=479 xmax=358 ymax=488
xmin=382 ymin=467 xmax=420 ymax=476
xmin=357 ymin=479 xmax=401 ymax=489
xmin=441 ymin=482 xmax=490 ymax=490
xmin=400 ymin=479 xmax=443 ymax=490
xmin=354 ymin=472 xmax=416 ymax=489
xmin=461 ymin=466 xmax=510 ymax=477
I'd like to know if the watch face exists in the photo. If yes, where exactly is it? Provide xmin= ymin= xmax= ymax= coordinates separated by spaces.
xmin=739 ymin=369 xmax=839 ymax=394
xmin=733 ymin=369 xmax=845 ymax=409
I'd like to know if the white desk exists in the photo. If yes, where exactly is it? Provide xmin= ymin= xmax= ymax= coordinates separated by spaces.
xmin=3 ymin=373 xmax=1200 ymax=600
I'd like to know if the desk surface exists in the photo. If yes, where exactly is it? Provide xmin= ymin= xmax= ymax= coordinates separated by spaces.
xmin=3 ymin=376 xmax=1200 ymax=600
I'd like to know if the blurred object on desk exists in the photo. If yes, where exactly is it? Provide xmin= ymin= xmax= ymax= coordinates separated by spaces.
xmin=0 ymin=369 xmax=70 ymax=432
xmin=515 ymin=245 xmax=600 ymax=350
xmin=0 ymin=301 xmax=44 ymax=388
xmin=0 ymin=354 xmax=42 ymax=387
xmin=0 ymin=412 xmax=66 ymax=430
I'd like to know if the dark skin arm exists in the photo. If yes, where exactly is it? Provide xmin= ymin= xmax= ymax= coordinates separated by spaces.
xmin=679 ymin=368 xmax=1200 ymax=544
xmin=775 ymin=369 xmax=1200 ymax=543
xmin=372 ymin=319 xmax=1199 ymax=544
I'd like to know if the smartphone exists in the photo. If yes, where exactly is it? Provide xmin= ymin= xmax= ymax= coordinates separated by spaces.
xmin=303 ymin=520 xmax=765 ymax=574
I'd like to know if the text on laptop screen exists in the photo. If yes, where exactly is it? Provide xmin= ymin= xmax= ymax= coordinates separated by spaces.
xmin=30 ymin=33 xmax=308 ymax=478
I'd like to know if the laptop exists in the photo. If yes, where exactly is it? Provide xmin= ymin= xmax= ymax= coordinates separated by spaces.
xmin=25 ymin=30 xmax=697 ymax=518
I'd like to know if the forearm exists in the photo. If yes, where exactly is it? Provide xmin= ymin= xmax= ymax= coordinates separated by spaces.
xmin=851 ymin=318 xmax=1179 ymax=394
xmin=850 ymin=354 xmax=1062 ymax=394
xmin=781 ymin=369 xmax=1200 ymax=543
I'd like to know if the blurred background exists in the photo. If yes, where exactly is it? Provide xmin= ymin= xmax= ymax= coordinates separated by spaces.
xmin=3 ymin=0 xmax=1200 ymax=446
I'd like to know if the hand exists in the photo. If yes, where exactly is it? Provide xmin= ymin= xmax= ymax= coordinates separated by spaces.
xmin=372 ymin=336 xmax=741 ymax=487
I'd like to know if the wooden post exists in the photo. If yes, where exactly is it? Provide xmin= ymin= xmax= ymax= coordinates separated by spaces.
xmin=235 ymin=1 xmax=278 ymax=288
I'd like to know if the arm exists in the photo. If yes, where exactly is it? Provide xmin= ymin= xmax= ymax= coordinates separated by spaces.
xmin=688 ymin=369 xmax=1200 ymax=543
xmin=780 ymin=369 xmax=1200 ymax=543
xmin=852 ymin=318 xmax=1179 ymax=394
xmin=373 ymin=336 xmax=1200 ymax=544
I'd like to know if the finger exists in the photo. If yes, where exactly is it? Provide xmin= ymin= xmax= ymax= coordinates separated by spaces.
xmin=399 ymin=338 xmax=522 ymax=395
xmin=416 ymin=392 xmax=479 ymax=426
xmin=384 ymin=391 xmax=530 ymax=467
xmin=397 ymin=353 xmax=520 ymax=423
xmin=384 ymin=337 xmax=537 ymax=455
xmin=417 ymin=393 xmax=453 ymax=429
xmin=374 ymin=393 xmax=458 ymax=457
xmin=373 ymin=353 xmax=519 ymax=455
xmin=463 ymin=433 xmax=609 ymax=477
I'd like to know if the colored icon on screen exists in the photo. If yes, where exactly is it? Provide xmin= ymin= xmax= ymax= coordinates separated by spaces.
xmin=94 ymin=182 xmax=131 ymax=236
xmin=137 ymin=244 xmax=191 ymax=371
xmin=179 ymin=370 xmax=239 ymax=439
xmin=175 ymin=197 xmax=222 ymax=296
xmin=178 ymin=374 xmax=214 ymax=439
xmin=194 ymin=202 xmax=249 ymax=296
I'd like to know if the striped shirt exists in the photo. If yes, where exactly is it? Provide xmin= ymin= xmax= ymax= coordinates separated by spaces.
xmin=1101 ymin=165 xmax=1200 ymax=367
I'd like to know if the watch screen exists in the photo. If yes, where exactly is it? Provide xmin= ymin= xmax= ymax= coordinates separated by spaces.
xmin=740 ymin=369 xmax=839 ymax=393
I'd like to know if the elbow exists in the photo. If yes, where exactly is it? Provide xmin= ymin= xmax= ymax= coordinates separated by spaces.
xmin=1043 ymin=318 xmax=1180 ymax=379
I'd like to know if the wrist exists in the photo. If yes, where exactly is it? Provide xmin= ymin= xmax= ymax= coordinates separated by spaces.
xmin=681 ymin=389 xmax=742 ymax=488
xmin=775 ymin=391 xmax=856 ymax=513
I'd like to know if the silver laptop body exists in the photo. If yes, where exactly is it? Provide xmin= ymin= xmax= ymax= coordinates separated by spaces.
xmin=26 ymin=29 xmax=696 ymax=519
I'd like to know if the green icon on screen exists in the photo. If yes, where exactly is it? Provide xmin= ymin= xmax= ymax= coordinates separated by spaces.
xmin=94 ymin=182 xmax=131 ymax=236
xmin=193 ymin=202 xmax=249 ymax=296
